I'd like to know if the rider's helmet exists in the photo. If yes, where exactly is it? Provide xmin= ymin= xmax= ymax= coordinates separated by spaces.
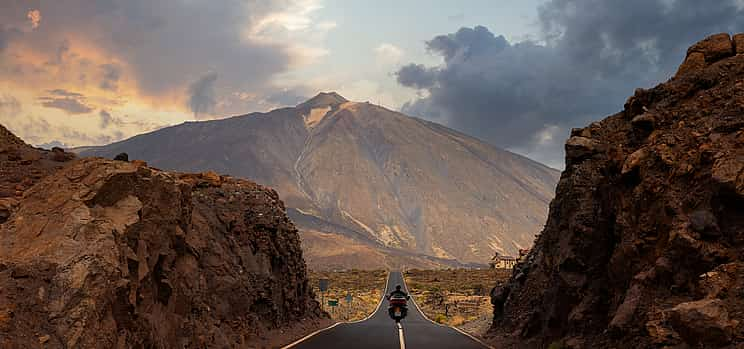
xmin=395 ymin=285 xmax=402 ymax=291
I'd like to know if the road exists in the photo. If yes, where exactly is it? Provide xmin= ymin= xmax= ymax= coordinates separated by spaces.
xmin=284 ymin=271 xmax=488 ymax=349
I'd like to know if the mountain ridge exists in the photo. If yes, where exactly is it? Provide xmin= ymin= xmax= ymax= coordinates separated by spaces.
xmin=80 ymin=93 xmax=560 ymax=269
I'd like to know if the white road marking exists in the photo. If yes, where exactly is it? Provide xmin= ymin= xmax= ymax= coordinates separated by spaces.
xmin=397 ymin=322 xmax=406 ymax=349
xmin=280 ymin=272 xmax=391 ymax=348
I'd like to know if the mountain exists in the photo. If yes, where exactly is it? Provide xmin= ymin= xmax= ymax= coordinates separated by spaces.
xmin=488 ymin=33 xmax=744 ymax=348
xmin=80 ymin=92 xmax=560 ymax=269
xmin=0 ymin=124 xmax=328 ymax=348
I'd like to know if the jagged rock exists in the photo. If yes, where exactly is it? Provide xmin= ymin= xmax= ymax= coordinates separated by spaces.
xmin=621 ymin=148 xmax=648 ymax=174
xmin=131 ymin=159 xmax=148 ymax=167
xmin=688 ymin=210 xmax=719 ymax=237
xmin=711 ymin=156 xmax=744 ymax=196
xmin=687 ymin=33 xmax=734 ymax=63
xmin=735 ymin=34 xmax=744 ymax=55
xmin=0 ymin=127 xmax=328 ymax=348
xmin=487 ymin=33 xmax=744 ymax=348
xmin=677 ymin=33 xmax=735 ymax=77
xmin=630 ymin=113 xmax=655 ymax=131
xmin=698 ymin=262 xmax=743 ymax=299
xmin=676 ymin=51 xmax=707 ymax=76
xmin=113 ymin=152 xmax=129 ymax=161
xmin=608 ymin=284 xmax=643 ymax=331
xmin=565 ymin=136 xmax=601 ymax=161
xmin=667 ymin=299 xmax=738 ymax=346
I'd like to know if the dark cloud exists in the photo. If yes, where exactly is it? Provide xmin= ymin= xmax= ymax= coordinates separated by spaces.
xmin=99 ymin=63 xmax=121 ymax=91
xmin=265 ymin=87 xmax=309 ymax=106
xmin=39 ymin=89 xmax=93 ymax=114
xmin=396 ymin=64 xmax=438 ymax=90
xmin=188 ymin=72 xmax=218 ymax=118
xmin=397 ymin=0 xmax=744 ymax=168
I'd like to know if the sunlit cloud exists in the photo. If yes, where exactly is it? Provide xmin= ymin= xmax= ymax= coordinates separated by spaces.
xmin=27 ymin=9 xmax=41 ymax=29
xmin=375 ymin=43 xmax=404 ymax=65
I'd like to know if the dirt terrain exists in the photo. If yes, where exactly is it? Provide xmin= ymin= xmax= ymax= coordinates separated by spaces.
xmin=405 ymin=269 xmax=511 ymax=336
xmin=0 ymin=125 xmax=329 ymax=348
xmin=488 ymin=33 xmax=744 ymax=348
xmin=308 ymin=270 xmax=387 ymax=321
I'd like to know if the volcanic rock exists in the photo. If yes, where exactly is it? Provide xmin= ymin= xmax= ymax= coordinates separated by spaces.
xmin=487 ymin=33 xmax=744 ymax=348
xmin=0 ymin=126 xmax=328 ymax=348
xmin=667 ymin=299 xmax=738 ymax=346
xmin=735 ymin=34 xmax=744 ymax=55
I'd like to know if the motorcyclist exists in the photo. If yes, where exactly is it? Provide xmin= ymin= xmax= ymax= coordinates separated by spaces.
xmin=387 ymin=285 xmax=410 ymax=322
xmin=387 ymin=285 xmax=409 ymax=300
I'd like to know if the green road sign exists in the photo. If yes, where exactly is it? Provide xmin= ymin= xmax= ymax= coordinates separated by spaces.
xmin=328 ymin=300 xmax=338 ymax=307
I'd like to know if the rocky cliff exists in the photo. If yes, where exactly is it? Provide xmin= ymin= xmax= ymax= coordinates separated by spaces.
xmin=79 ymin=93 xmax=559 ymax=270
xmin=488 ymin=33 xmax=744 ymax=348
xmin=0 ymin=126 xmax=327 ymax=348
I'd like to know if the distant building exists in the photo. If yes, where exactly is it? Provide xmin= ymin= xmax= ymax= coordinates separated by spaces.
xmin=489 ymin=253 xmax=518 ymax=269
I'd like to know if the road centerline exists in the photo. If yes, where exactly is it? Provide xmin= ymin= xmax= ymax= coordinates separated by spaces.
xmin=397 ymin=322 xmax=406 ymax=349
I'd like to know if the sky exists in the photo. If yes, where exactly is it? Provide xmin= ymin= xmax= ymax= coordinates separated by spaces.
xmin=1 ymin=0 xmax=743 ymax=168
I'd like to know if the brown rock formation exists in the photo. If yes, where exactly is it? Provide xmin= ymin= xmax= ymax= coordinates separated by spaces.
xmin=488 ymin=33 xmax=744 ymax=348
xmin=0 ymin=126 xmax=327 ymax=348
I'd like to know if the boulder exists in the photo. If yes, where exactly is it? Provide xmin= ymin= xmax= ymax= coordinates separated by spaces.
xmin=667 ymin=299 xmax=737 ymax=346
xmin=711 ymin=156 xmax=744 ymax=196
xmin=565 ymin=136 xmax=601 ymax=161
xmin=732 ymin=33 xmax=744 ymax=55
xmin=687 ymin=33 xmax=734 ymax=63
xmin=631 ymin=113 xmax=655 ymax=131
xmin=621 ymin=148 xmax=649 ymax=174
xmin=688 ymin=210 xmax=719 ymax=237
xmin=676 ymin=52 xmax=707 ymax=76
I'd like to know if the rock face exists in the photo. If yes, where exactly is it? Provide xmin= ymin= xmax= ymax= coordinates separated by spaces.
xmin=488 ymin=33 xmax=744 ymax=348
xmin=0 ymin=126 xmax=327 ymax=348
xmin=79 ymin=93 xmax=559 ymax=270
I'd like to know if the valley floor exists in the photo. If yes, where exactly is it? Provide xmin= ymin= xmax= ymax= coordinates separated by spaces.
xmin=403 ymin=268 xmax=511 ymax=337
xmin=308 ymin=270 xmax=388 ymax=321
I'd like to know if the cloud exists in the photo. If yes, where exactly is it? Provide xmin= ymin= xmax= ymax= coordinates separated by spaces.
xmin=396 ymin=64 xmax=438 ymax=90
xmin=27 ymin=9 xmax=41 ymax=29
xmin=99 ymin=110 xmax=113 ymax=128
xmin=36 ymin=140 xmax=69 ymax=150
xmin=0 ymin=94 xmax=21 ymax=117
xmin=99 ymin=63 xmax=121 ymax=91
xmin=265 ymin=87 xmax=309 ymax=106
xmin=188 ymin=72 xmax=218 ymax=118
xmin=38 ymin=89 xmax=93 ymax=114
xmin=375 ymin=43 xmax=404 ymax=65
xmin=396 ymin=0 xmax=744 ymax=169
xmin=0 ymin=0 xmax=332 ymax=117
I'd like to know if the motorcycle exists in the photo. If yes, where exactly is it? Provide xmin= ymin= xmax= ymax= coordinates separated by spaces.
xmin=387 ymin=294 xmax=409 ymax=322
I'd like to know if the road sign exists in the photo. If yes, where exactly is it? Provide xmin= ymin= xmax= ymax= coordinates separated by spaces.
xmin=345 ymin=293 xmax=352 ymax=303
xmin=328 ymin=300 xmax=338 ymax=307
xmin=319 ymin=279 xmax=330 ymax=292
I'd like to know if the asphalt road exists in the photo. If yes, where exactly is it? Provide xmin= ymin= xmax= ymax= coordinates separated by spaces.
xmin=285 ymin=271 xmax=488 ymax=349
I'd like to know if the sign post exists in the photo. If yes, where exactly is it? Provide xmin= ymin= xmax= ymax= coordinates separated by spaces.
xmin=328 ymin=299 xmax=338 ymax=315
xmin=345 ymin=293 xmax=353 ymax=319
xmin=319 ymin=279 xmax=330 ymax=312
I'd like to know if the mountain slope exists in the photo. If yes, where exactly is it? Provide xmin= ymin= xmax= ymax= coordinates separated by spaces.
xmin=81 ymin=92 xmax=560 ymax=269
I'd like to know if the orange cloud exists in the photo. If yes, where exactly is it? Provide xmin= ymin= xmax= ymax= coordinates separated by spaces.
xmin=27 ymin=9 xmax=41 ymax=29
